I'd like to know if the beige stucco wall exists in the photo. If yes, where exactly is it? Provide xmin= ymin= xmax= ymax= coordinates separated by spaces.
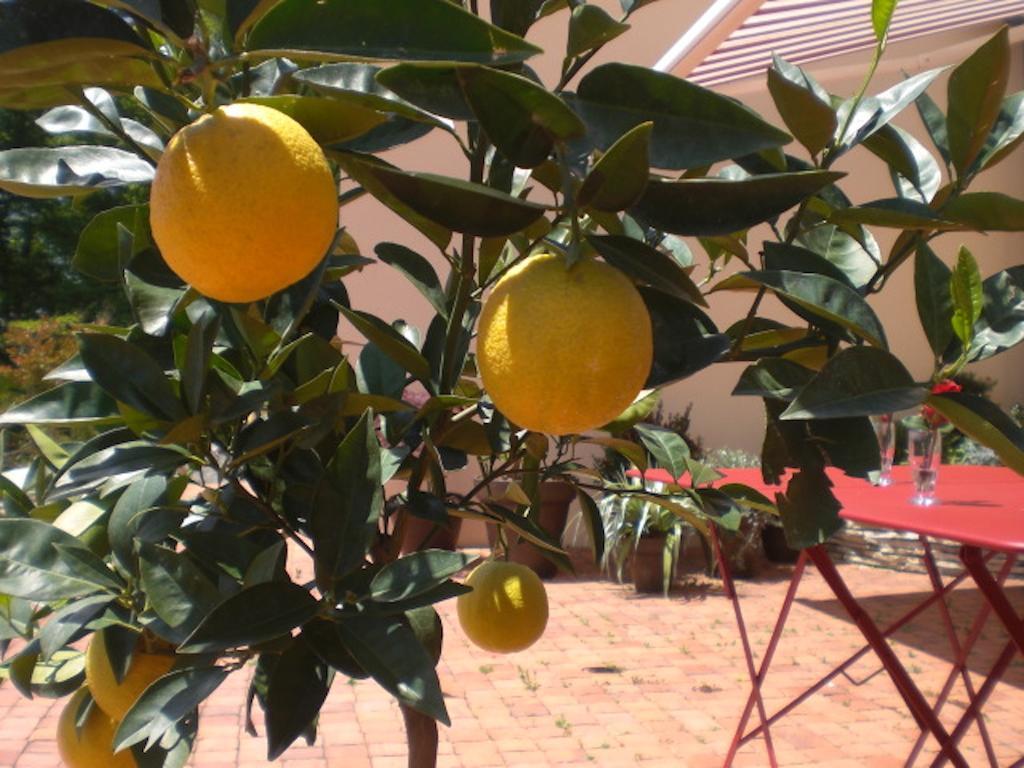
xmin=339 ymin=8 xmax=1024 ymax=464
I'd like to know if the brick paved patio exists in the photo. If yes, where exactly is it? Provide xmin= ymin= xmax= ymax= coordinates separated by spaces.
xmin=2 ymin=558 xmax=1022 ymax=768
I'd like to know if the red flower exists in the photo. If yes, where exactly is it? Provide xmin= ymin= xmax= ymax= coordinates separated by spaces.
xmin=922 ymin=379 xmax=962 ymax=428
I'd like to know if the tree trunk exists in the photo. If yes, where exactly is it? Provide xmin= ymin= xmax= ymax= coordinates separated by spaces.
xmin=401 ymin=704 xmax=438 ymax=768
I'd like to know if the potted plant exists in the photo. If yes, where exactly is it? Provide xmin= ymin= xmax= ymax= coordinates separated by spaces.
xmin=600 ymin=494 xmax=688 ymax=595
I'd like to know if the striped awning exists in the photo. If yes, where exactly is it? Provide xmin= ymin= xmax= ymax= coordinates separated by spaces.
xmin=686 ymin=0 xmax=1024 ymax=86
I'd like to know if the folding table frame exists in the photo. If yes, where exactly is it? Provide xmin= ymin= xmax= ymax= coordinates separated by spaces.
xmin=710 ymin=524 xmax=1023 ymax=768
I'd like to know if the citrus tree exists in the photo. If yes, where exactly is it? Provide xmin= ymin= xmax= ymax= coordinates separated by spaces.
xmin=1 ymin=0 xmax=1024 ymax=766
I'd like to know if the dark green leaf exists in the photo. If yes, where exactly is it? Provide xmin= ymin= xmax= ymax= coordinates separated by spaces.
xmin=632 ymin=171 xmax=843 ymax=236
xmin=371 ymin=63 xmax=474 ymax=121
xmin=763 ymin=241 xmax=855 ymax=288
xmin=490 ymin=0 xmax=547 ymax=36
xmin=74 ymin=205 xmax=152 ymax=282
xmin=914 ymin=90 xmax=951 ymax=167
xmin=577 ymin=121 xmax=651 ymax=212
xmin=926 ymin=392 xmax=1024 ymax=474
xmin=969 ymin=266 xmax=1024 ymax=362
xmin=871 ymin=0 xmax=899 ymax=42
xmin=573 ymin=63 xmax=791 ymax=170
xmin=370 ymin=550 xmax=474 ymax=603
xmin=179 ymin=582 xmax=319 ymax=653
xmin=733 ymin=359 xmax=816 ymax=401
xmin=139 ymin=545 xmax=221 ymax=637
xmin=634 ymin=423 xmax=689 ymax=480
xmin=795 ymin=221 xmax=879 ymax=290
xmin=79 ymin=334 xmax=185 ymax=421
xmin=944 ymin=192 xmax=1024 ymax=231
xmin=767 ymin=55 xmax=837 ymax=157
xmin=265 ymin=638 xmax=330 ymax=760
xmin=227 ymin=0 xmax=280 ymax=41
xmin=639 ymin=287 xmax=729 ymax=387
xmin=588 ymin=234 xmax=704 ymax=306
xmin=109 ymin=474 xmax=171 ymax=572
xmin=781 ymin=347 xmax=926 ymax=419
xmin=376 ymin=244 xmax=447 ymax=318
xmin=302 ymin=618 xmax=367 ymax=679
xmin=567 ymin=4 xmax=629 ymax=58
xmin=0 ymin=519 xmax=121 ymax=600
xmin=829 ymin=198 xmax=954 ymax=230
xmin=776 ymin=468 xmax=842 ymax=549
xmin=334 ymin=613 xmax=449 ymax=724
xmin=311 ymin=410 xmax=383 ymax=590
xmin=339 ymin=306 xmax=431 ymax=382
xmin=336 ymin=154 xmax=548 ymax=237
xmin=38 ymin=595 xmax=115 ymax=661
xmin=713 ymin=270 xmax=887 ymax=349
xmin=973 ymin=91 xmax=1024 ymax=172
xmin=115 ymin=666 xmax=228 ymax=752
xmin=947 ymin=27 xmax=1009 ymax=176
xmin=458 ymin=66 xmax=585 ymax=168
xmin=914 ymin=243 xmax=954 ymax=357
xmin=183 ymin=313 xmax=219 ymax=415
xmin=247 ymin=0 xmax=542 ymax=65
xmin=573 ymin=488 xmax=605 ymax=564
xmin=862 ymin=124 xmax=940 ymax=203
xmin=125 ymin=271 xmax=186 ymax=337
xmin=0 ymin=146 xmax=154 ymax=199
xmin=57 ymin=443 xmax=188 ymax=497
xmin=0 ymin=382 xmax=121 ymax=426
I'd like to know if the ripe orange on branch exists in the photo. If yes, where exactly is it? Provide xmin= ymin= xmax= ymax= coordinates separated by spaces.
xmin=457 ymin=560 xmax=549 ymax=653
xmin=477 ymin=251 xmax=653 ymax=436
xmin=56 ymin=688 xmax=137 ymax=768
xmin=149 ymin=103 xmax=338 ymax=303
xmin=85 ymin=630 xmax=176 ymax=720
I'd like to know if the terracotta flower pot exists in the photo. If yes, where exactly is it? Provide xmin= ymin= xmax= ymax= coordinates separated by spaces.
xmin=631 ymin=533 xmax=668 ymax=593
xmin=399 ymin=509 xmax=463 ymax=556
xmin=485 ymin=480 xmax=575 ymax=579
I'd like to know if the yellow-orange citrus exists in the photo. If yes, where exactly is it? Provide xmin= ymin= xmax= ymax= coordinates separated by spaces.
xmin=57 ymin=688 xmax=137 ymax=768
xmin=149 ymin=102 xmax=338 ymax=303
xmin=457 ymin=560 xmax=548 ymax=653
xmin=477 ymin=252 xmax=653 ymax=435
xmin=85 ymin=631 xmax=176 ymax=720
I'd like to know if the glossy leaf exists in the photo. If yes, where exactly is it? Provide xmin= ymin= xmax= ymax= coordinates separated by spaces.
xmin=108 ymin=474 xmax=171 ymax=573
xmin=79 ymin=334 xmax=184 ymax=422
xmin=763 ymin=241 xmax=854 ymax=288
xmin=125 ymin=271 xmax=185 ymax=337
xmin=582 ymin=436 xmax=647 ymax=470
xmin=567 ymin=4 xmax=629 ymax=58
xmin=334 ymin=613 xmax=449 ymax=724
xmin=139 ymin=545 xmax=221 ymax=637
xmin=577 ymin=121 xmax=651 ymax=212
xmin=0 ymin=382 xmax=121 ymax=426
xmin=944 ymin=192 xmax=1024 ymax=231
xmin=458 ymin=66 xmax=585 ymax=168
xmin=336 ymin=153 xmax=547 ymax=238
xmin=372 ymin=63 xmax=474 ymax=121
xmin=240 ymin=95 xmax=385 ymax=145
xmin=490 ymin=0 xmax=548 ymax=36
xmin=714 ymin=270 xmax=887 ymax=349
xmin=834 ymin=68 xmax=944 ymax=154
xmin=183 ymin=313 xmax=218 ymax=415
xmin=35 ymin=106 xmax=164 ymax=155
xmin=375 ymin=243 xmax=447 ymax=317
xmin=914 ymin=243 xmax=954 ymax=357
xmin=179 ymin=582 xmax=319 ymax=653
xmin=573 ymin=63 xmax=791 ymax=170
xmin=93 ymin=0 xmax=194 ymax=40
xmin=633 ymin=171 xmax=842 ymax=236
xmin=114 ymin=666 xmax=226 ymax=752
xmin=862 ymin=123 xmax=941 ymax=203
xmin=0 ymin=519 xmax=121 ymax=600
xmin=969 ymin=266 xmax=1024 ymax=362
xmin=575 ymin=488 xmax=605 ymax=564
xmin=767 ymin=55 xmax=836 ymax=157
xmin=227 ymin=0 xmax=280 ymax=41
xmin=914 ymin=90 xmax=951 ymax=167
xmin=37 ymin=595 xmax=114 ymax=661
xmin=926 ymin=393 xmax=1024 ymax=474
xmin=634 ymin=423 xmax=689 ymax=480
xmin=0 ymin=146 xmax=154 ymax=199
xmin=311 ymin=410 xmax=383 ymax=590
xmin=370 ymin=550 xmax=474 ymax=603
xmin=587 ymin=234 xmax=705 ymax=306
xmin=781 ymin=347 xmax=925 ymax=419
xmin=796 ymin=222 xmax=879 ymax=290
xmin=640 ymin=287 xmax=729 ymax=387
xmin=247 ymin=0 xmax=542 ymax=65
xmin=339 ymin=306 xmax=432 ymax=383
xmin=947 ymin=27 xmax=1009 ymax=177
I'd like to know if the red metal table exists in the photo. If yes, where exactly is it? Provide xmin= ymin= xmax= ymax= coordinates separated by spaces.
xmin=632 ymin=465 xmax=1024 ymax=767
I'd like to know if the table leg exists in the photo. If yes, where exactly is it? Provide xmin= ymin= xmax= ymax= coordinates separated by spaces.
xmin=905 ymin=541 xmax=1009 ymax=768
xmin=960 ymin=548 xmax=1024 ymax=656
xmin=805 ymin=546 xmax=969 ymax=768
xmin=712 ymin=524 xmax=780 ymax=768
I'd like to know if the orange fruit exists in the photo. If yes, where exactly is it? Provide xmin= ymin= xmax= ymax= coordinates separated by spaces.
xmin=457 ymin=560 xmax=548 ymax=653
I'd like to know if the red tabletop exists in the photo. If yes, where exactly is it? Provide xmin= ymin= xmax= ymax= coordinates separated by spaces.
xmin=627 ymin=465 xmax=1024 ymax=554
